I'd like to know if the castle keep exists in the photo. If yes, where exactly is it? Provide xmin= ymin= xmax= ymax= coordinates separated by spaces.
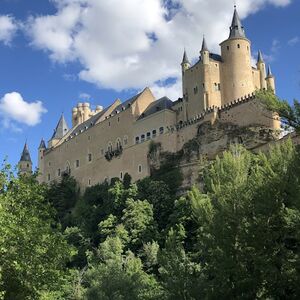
xmin=21 ymin=7 xmax=280 ymax=188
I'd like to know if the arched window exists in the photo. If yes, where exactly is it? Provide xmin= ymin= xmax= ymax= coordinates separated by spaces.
xmin=65 ymin=161 xmax=71 ymax=175
xmin=135 ymin=136 xmax=140 ymax=144
xmin=108 ymin=142 xmax=113 ymax=152
xmin=141 ymin=134 xmax=145 ymax=142
xmin=116 ymin=138 xmax=122 ymax=150
xmin=123 ymin=135 xmax=128 ymax=146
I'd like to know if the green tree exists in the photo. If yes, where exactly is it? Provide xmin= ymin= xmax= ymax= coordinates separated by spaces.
xmin=192 ymin=142 xmax=300 ymax=299
xmin=84 ymin=236 xmax=165 ymax=300
xmin=0 ymin=167 xmax=74 ymax=299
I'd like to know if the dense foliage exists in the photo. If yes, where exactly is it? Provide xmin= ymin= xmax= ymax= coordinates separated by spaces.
xmin=1 ymin=139 xmax=300 ymax=299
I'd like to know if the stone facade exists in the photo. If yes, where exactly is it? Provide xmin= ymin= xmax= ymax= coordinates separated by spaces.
xmin=34 ymin=7 xmax=281 ymax=189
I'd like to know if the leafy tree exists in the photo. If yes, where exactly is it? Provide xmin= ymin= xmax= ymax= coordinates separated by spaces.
xmin=192 ymin=142 xmax=300 ymax=299
xmin=46 ymin=174 xmax=79 ymax=228
xmin=258 ymin=89 xmax=300 ymax=131
xmin=84 ymin=236 xmax=165 ymax=300
xmin=0 ymin=167 xmax=74 ymax=299
xmin=158 ymin=224 xmax=202 ymax=300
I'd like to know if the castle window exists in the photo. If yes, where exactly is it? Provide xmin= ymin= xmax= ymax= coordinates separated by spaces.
xmin=218 ymin=83 xmax=221 ymax=91
xmin=100 ymin=149 xmax=104 ymax=156
xmin=194 ymin=86 xmax=198 ymax=94
xmin=135 ymin=136 xmax=140 ymax=144
xmin=146 ymin=132 xmax=151 ymax=140
xmin=227 ymin=46 xmax=230 ymax=50
xmin=88 ymin=179 xmax=91 ymax=186
xmin=58 ymin=169 xmax=61 ymax=176
xmin=120 ymin=172 xmax=123 ymax=179
xmin=108 ymin=143 xmax=113 ymax=152
xmin=108 ymin=121 xmax=111 ymax=127
xmin=27 ymin=163 xmax=30 ymax=168
xmin=88 ymin=136 xmax=91 ymax=141
xmin=237 ymin=44 xmax=240 ymax=48
xmin=124 ymin=136 xmax=128 ymax=145
xmin=118 ymin=117 xmax=120 ymax=122
xmin=152 ymin=129 xmax=157 ymax=138
xmin=76 ymin=160 xmax=80 ymax=168
xmin=116 ymin=139 xmax=122 ymax=150
xmin=141 ymin=134 xmax=145 ymax=142
xmin=159 ymin=127 xmax=164 ymax=134
xmin=202 ymin=83 xmax=205 ymax=88
xmin=48 ymin=174 xmax=51 ymax=181
xmin=88 ymin=153 xmax=92 ymax=162
xmin=138 ymin=165 xmax=142 ymax=173
xmin=48 ymin=162 xmax=51 ymax=166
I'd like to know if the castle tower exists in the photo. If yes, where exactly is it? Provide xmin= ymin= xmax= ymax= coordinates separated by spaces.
xmin=181 ymin=49 xmax=191 ymax=121
xmin=200 ymin=36 xmax=210 ymax=109
xmin=220 ymin=6 xmax=254 ymax=104
xmin=266 ymin=65 xmax=276 ymax=93
xmin=18 ymin=142 xmax=32 ymax=176
xmin=48 ymin=114 xmax=69 ymax=148
xmin=257 ymin=50 xmax=267 ymax=90
xmin=37 ymin=138 xmax=46 ymax=181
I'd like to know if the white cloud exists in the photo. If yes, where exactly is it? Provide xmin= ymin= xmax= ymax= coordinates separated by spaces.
xmin=26 ymin=0 xmax=293 ymax=99
xmin=288 ymin=36 xmax=299 ymax=46
xmin=0 ymin=92 xmax=47 ymax=127
xmin=79 ymin=92 xmax=91 ymax=100
xmin=0 ymin=15 xmax=18 ymax=45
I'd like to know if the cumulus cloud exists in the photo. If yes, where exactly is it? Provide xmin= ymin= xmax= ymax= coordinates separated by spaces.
xmin=27 ymin=0 xmax=292 ymax=100
xmin=0 ymin=92 xmax=47 ymax=127
xmin=0 ymin=15 xmax=18 ymax=45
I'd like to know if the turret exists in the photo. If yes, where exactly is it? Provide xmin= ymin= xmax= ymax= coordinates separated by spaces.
xmin=220 ymin=6 xmax=254 ymax=104
xmin=200 ymin=36 xmax=209 ymax=65
xmin=181 ymin=49 xmax=191 ymax=73
xmin=37 ymin=138 xmax=46 ymax=182
xmin=256 ymin=50 xmax=267 ymax=90
xmin=18 ymin=142 xmax=32 ymax=176
xmin=48 ymin=114 xmax=69 ymax=148
xmin=266 ymin=65 xmax=276 ymax=93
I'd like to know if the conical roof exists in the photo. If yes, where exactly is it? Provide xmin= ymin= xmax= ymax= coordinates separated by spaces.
xmin=229 ymin=7 xmax=246 ymax=39
xmin=181 ymin=49 xmax=190 ymax=65
xmin=39 ymin=138 xmax=46 ymax=149
xmin=201 ymin=36 xmax=209 ymax=52
xmin=51 ymin=114 xmax=69 ymax=140
xmin=267 ymin=65 xmax=273 ymax=77
xmin=257 ymin=50 xmax=264 ymax=63
xmin=20 ymin=143 xmax=32 ymax=162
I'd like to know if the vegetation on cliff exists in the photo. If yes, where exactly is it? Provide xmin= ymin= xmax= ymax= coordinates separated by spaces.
xmin=1 ymin=138 xmax=300 ymax=299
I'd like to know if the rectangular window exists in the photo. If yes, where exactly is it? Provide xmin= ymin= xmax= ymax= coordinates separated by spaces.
xmin=57 ymin=169 xmax=61 ymax=176
xmin=193 ymin=86 xmax=198 ymax=94
xmin=120 ymin=172 xmax=123 ymax=179
xmin=88 ymin=179 xmax=91 ymax=186
xmin=76 ymin=160 xmax=80 ymax=168
xmin=141 ymin=134 xmax=145 ymax=142
xmin=159 ymin=127 xmax=164 ymax=134
xmin=48 ymin=174 xmax=51 ymax=181
xmin=88 ymin=153 xmax=92 ymax=162
xmin=135 ymin=136 xmax=140 ymax=144
xmin=138 ymin=165 xmax=142 ymax=173
xmin=152 ymin=130 xmax=157 ymax=138
xmin=146 ymin=132 xmax=151 ymax=140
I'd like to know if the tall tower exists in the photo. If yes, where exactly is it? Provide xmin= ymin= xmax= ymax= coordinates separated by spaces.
xmin=220 ymin=6 xmax=254 ymax=104
xmin=256 ymin=50 xmax=267 ymax=90
xmin=37 ymin=138 xmax=46 ymax=181
xmin=181 ymin=49 xmax=191 ymax=121
xmin=18 ymin=142 xmax=32 ymax=176
xmin=266 ymin=65 xmax=276 ymax=93
xmin=200 ymin=36 xmax=210 ymax=110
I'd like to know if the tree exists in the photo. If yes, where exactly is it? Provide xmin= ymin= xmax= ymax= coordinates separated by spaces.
xmin=84 ymin=236 xmax=165 ymax=300
xmin=192 ymin=142 xmax=300 ymax=299
xmin=258 ymin=89 xmax=300 ymax=131
xmin=0 ymin=166 xmax=74 ymax=299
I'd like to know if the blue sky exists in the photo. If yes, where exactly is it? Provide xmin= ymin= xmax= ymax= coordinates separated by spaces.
xmin=0 ymin=0 xmax=299 ymax=169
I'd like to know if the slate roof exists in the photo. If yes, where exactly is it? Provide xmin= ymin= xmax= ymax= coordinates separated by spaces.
xmin=229 ymin=7 xmax=246 ymax=39
xmin=51 ymin=114 xmax=69 ymax=140
xmin=39 ymin=138 xmax=46 ymax=149
xmin=182 ymin=49 xmax=190 ymax=65
xmin=257 ymin=50 xmax=264 ymax=63
xmin=201 ymin=36 xmax=209 ymax=52
xmin=209 ymin=53 xmax=222 ymax=62
xmin=267 ymin=65 xmax=273 ymax=77
xmin=20 ymin=143 xmax=32 ymax=162
xmin=138 ymin=97 xmax=174 ymax=120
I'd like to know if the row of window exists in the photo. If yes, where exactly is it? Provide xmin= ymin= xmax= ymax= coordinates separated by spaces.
xmin=226 ymin=44 xmax=249 ymax=51
xmin=135 ymin=127 xmax=164 ymax=144
xmin=48 ymin=164 xmax=143 ymax=183
xmin=193 ymin=83 xmax=221 ymax=95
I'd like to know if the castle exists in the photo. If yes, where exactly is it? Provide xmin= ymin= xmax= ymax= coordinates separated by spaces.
xmin=19 ymin=7 xmax=280 ymax=188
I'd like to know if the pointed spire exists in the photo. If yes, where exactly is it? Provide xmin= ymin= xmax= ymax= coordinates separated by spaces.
xmin=229 ymin=6 xmax=246 ymax=39
xmin=39 ymin=138 xmax=46 ymax=149
xmin=267 ymin=65 xmax=273 ymax=77
xmin=181 ymin=49 xmax=190 ymax=65
xmin=257 ymin=50 xmax=264 ymax=63
xmin=20 ymin=142 xmax=32 ymax=162
xmin=51 ymin=114 xmax=69 ymax=140
xmin=201 ymin=35 xmax=209 ymax=52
